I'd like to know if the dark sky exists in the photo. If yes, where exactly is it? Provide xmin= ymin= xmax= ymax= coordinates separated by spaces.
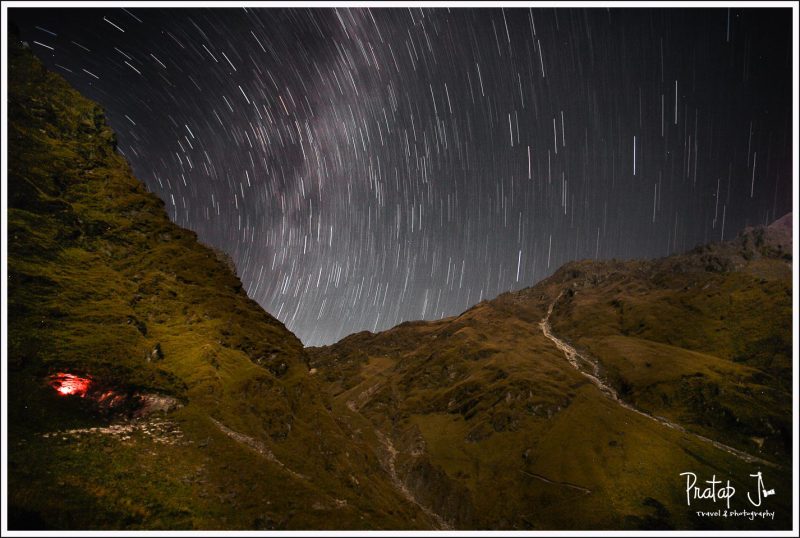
xmin=10 ymin=7 xmax=793 ymax=346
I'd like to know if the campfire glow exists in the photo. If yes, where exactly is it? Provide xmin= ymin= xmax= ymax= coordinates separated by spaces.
xmin=98 ymin=390 xmax=125 ymax=407
xmin=49 ymin=373 xmax=92 ymax=397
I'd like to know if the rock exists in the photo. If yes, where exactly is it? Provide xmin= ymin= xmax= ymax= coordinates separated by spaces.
xmin=133 ymin=393 xmax=181 ymax=418
xmin=146 ymin=343 xmax=164 ymax=362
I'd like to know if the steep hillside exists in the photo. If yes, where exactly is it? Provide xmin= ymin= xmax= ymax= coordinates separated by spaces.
xmin=6 ymin=35 xmax=432 ymax=530
xmin=308 ymin=218 xmax=793 ymax=530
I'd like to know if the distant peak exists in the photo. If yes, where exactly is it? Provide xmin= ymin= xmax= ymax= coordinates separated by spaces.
xmin=768 ymin=212 xmax=792 ymax=231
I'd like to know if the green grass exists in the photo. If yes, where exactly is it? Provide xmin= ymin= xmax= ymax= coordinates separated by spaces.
xmin=308 ymin=231 xmax=792 ymax=529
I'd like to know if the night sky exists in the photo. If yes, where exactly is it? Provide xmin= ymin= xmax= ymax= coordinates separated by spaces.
xmin=10 ymin=7 xmax=793 ymax=346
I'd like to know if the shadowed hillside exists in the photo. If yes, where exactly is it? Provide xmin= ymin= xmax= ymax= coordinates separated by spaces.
xmin=6 ymin=34 xmax=433 ymax=530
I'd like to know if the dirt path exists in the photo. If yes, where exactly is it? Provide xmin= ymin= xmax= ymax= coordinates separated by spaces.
xmin=210 ymin=418 xmax=308 ymax=480
xmin=540 ymin=293 xmax=778 ymax=468
xmin=374 ymin=430 xmax=452 ymax=530
xmin=519 ymin=470 xmax=592 ymax=495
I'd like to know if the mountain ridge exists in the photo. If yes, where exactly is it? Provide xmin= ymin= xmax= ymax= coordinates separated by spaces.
xmin=307 ymin=211 xmax=792 ymax=529
xmin=314 ymin=210 xmax=792 ymax=350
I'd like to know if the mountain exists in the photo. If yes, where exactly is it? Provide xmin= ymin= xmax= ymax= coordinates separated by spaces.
xmin=6 ymin=34 xmax=434 ymax=530
xmin=307 ymin=218 xmax=792 ymax=529
xmin=6 ymin=33 xmax=793 ymax=531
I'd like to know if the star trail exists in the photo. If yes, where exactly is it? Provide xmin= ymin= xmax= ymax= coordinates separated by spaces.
xmin=11 ymin=6 xmax=793 ymax=345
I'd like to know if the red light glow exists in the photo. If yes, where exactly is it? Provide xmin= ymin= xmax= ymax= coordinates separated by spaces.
xmin=49 ymin=373 xmax=92 ymax=397
xmin=98 ymin=390 xmax=125 ymax=407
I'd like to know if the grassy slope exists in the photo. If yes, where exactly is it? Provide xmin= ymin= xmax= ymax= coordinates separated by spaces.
xmin=6 ymin=36 xmax=432 ymax=530
xmin=309 ymin=226 xmax=793 ymax=529
xmin=544 ymin=230 xmax=792 ymax=459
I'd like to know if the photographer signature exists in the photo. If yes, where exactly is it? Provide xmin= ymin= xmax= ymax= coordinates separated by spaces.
xmin=680 ymin=471 xmax=774 ymax=509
